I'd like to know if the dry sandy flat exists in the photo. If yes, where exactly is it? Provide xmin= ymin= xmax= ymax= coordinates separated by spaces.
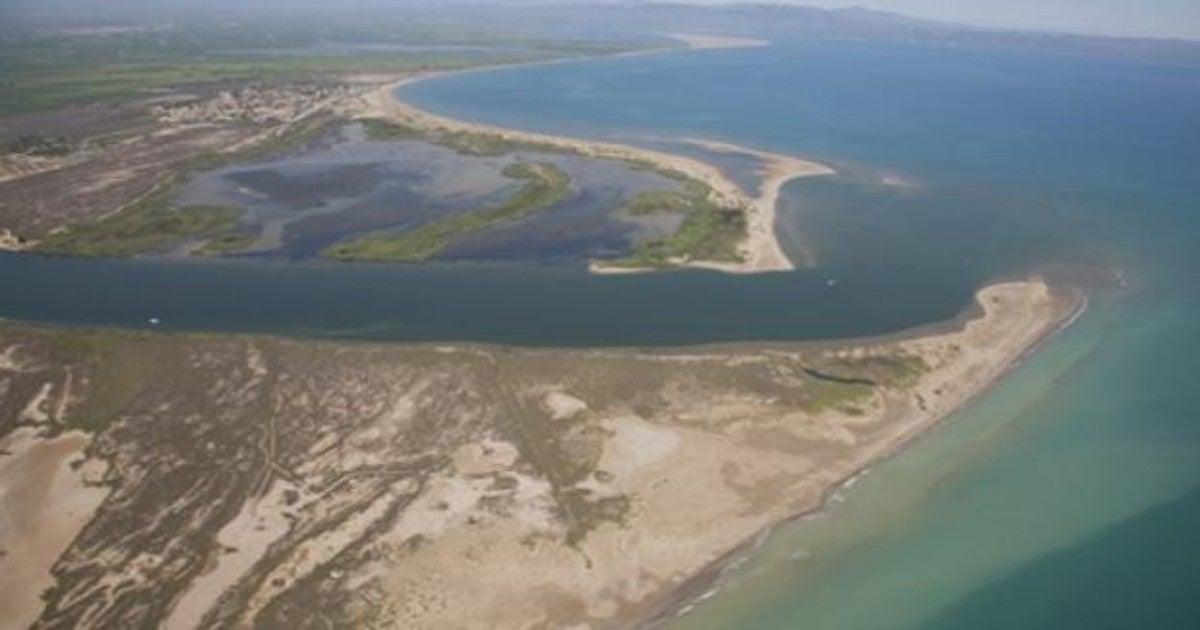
xmin=0 ymin=229 xmax=30 ymax=251
xmin=0 ymin=277 xmax=1082 ymax=629
xmin=0 ymin=427 xmax=110 ymax=629
xmin=0 ymin=154 xmax=70 ymax=184
xmin=336 ymin=280 xmax=1069 ymax=629
xmin=338 ymin=278 xmax=1080 ymax=624
xmin=660 ymin=32 xmax=771 ymax=50
xmin=163 ymin=481 xmax=298 ymax=630
xmin=356 ymin=280 xmax=1080 ymax=629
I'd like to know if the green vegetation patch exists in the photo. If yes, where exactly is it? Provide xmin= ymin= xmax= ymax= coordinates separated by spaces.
xmin=4 ymin=57 xmax=538 ymax=119
xmin=323 ymin=161 xmax=571 ymax=262
xmin=793 ymin=352 xmax=930 ymax=414
xmin=0 ymin=18 xmax=638 ymax=117
xmin=610 ymin=179 xmax=747 ymax=268
xmin=187 ymin=113 xmax=341 ymax=173
xmin=813 ymin=353 xmax=929 ymax=388
xmin=357 ymin=118 xmax=566 ymax=157
xmin=501 ymin=394 xmax=624 ymax=547
xmin=799 ymin=380 xmax=874 ymax=414
xmin=358 ymin=120 xmax=748 ymax=268
xmin=30 ymin=114 xmax=340 ymax=256
xmin=69 ymin=339 xmax=165 ymax=433
xmin=197 ymin=231 xmax=261 ymax=255
xmin=436 ymin=130 xmax=527 ymax=157
xmin=359 ymin=118 xmax=422 ymax=142
xmin=5 ymin=134 xmax=73 ymax=157
xmin=31 ymin=329 xmax=165 ymax=433
xmin=34 ymin=178 xmax=243 ymax=257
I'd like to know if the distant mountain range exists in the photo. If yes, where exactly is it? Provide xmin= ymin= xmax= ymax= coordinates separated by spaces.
xmin=9 ymin=1 xmax=1200 ymax=65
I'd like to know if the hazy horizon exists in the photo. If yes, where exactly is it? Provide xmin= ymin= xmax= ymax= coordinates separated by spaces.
xmin=687 ymin=0 xmax=1200 ymax=41
xmin=4 ymin=0 xmax=1199 ymax=43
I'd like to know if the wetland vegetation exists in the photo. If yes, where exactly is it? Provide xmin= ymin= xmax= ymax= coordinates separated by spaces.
xmin=360 ymin=117 xmax=564 ymax=156
xmin=610 ymin=180 xmax=747 ymax=268
xmin=323 ymin=161 xmax=572 ymax=261
xmin=33 ymin=178 xmax=243 ymax=257
xmin=353 ymin=117 xmax=750 ymax=267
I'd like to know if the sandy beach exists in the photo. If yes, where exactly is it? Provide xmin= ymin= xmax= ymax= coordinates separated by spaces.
xmin=340 ymin=278 xmax=1082 ymax=629
xmin=659 ymin=33 xmax=771 ymax=51
xmin=683 ymin=138 xmax=835 ymax=272
xmin=0 ymin=275 xmax=1084 ymax=628
xmin=359 ymin=35 xmax=833 ymax=274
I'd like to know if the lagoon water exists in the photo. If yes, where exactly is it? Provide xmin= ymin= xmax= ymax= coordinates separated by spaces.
xmin=170 ymin=123 xmax=681 ymax=262
xmin=4 ymin=38 xmax=1200 ymax=627
xmin=400 ymin=38 xmax=1200 ymax=627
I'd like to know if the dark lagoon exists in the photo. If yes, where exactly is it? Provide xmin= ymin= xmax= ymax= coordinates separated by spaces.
xmin=171 ymin=122 xmax=683 ymax=262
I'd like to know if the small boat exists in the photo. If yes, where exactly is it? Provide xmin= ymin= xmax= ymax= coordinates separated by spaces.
xmin=148 ymin=317 xmax=161 ymax=326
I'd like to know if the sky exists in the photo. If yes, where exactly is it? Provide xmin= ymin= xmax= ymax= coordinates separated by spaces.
xmin=690 ymin=0 xmax=1200 ymax=40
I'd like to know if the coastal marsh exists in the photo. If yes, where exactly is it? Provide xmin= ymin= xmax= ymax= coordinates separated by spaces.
xmin=167 ymin=122 xmax=691 ymax=264
xmin=613 ymin=181 xmax=747 ymax=267
xmin=352 ymin=118 xmax=756 ymax=268
xmin=323 ymin=161 xmax=572 ymax=261
xmin=33 ymin=179 xmax=243 ymax=258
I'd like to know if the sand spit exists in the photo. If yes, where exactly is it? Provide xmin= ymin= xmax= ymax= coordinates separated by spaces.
xmin=682 ymin=138 xmax=835 ymax=272
xmin=372 ymin=279 xmax=1081 ymax=629
xmin=660 ymin=32 xmax=771 ymax=51
xmin=0 ymin=276 xmax=1081 ymax=628
xmin=360 ymin=36 xmax=833 ymax=275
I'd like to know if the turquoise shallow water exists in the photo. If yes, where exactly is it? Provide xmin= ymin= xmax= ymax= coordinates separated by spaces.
xmin=406 ymin=38 xmax=1200 ymax=628
xmin=2 ymin=37 xmax=1199 ymax=628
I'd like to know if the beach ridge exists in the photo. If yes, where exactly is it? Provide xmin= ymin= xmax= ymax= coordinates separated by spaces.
xmin=360 ymin=35 xmax=834 ymax=274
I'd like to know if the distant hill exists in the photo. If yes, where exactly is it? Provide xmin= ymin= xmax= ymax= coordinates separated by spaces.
xmin=7 ymin=1 xmax=1200 ymax=66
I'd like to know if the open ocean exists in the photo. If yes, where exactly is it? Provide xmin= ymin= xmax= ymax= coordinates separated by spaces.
xmin=2 ymin=36 xmax=1198 ymax=628
xmin=406 ymin=38 xmax=1200 ymax=628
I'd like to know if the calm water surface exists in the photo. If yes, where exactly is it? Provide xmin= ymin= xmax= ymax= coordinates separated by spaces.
xmin=4 ymin=37 xmax=1199 ymax=628
xmin=171 ymin=122 xmax=680 ymax=262
xmin=411 ymin=37 xmax=1200 ymax=629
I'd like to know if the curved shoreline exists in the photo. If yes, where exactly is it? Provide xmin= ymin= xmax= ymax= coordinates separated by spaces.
xmin=359 ymin=38 xmax=834 ymax=274
xmin=640 ymin=279 xmax=1090 ymax=628
xmin=0 ymin=276 xmax=1087 ymax=629
xmin=0 ymin=35 xmax=1103 ymax=630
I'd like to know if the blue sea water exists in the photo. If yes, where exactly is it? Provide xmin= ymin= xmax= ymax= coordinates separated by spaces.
xmin=2 ymin=37 xmax=1199 ymax=628
xmin=405 ymin=39 xmax=1200 ymax=628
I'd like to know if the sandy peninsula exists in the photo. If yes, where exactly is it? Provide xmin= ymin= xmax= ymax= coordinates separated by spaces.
xmin=359 ymin=35 xmax=832 ymax=274
xmin=0 ymin=276 xmax=1083 ymax=628
xmin=659 ymin=32 xmax=771 ymax=51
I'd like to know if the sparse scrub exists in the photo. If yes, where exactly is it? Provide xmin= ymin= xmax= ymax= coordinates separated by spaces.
xmin=35 ymin=177 xmax=243 ymax=257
